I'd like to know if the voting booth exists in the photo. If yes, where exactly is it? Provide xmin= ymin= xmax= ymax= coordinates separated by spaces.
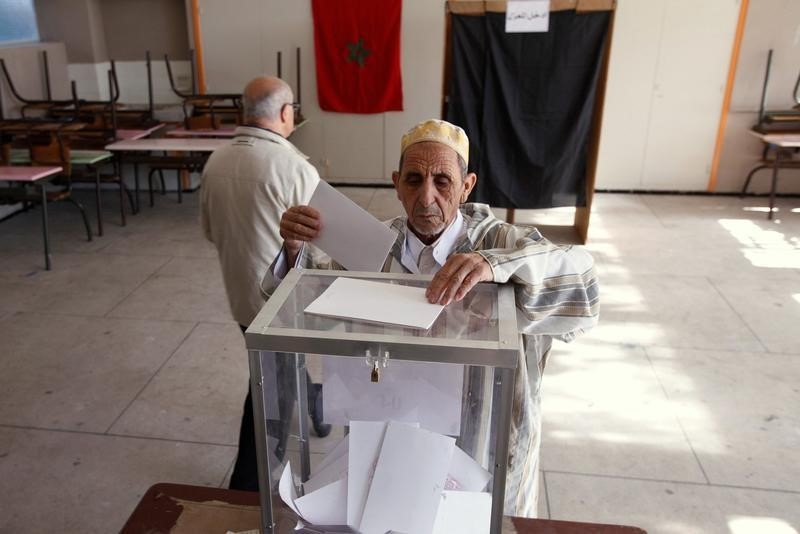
xmin=245 ymin=269 xmax=520 ymax=534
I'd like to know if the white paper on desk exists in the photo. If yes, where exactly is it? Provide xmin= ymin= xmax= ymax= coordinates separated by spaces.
xmin=308 ymin=180 xmax=397 ymax=272
xmin=431 ymin=491 xmax=491 ymax=534
xmin=359 ymin=422 xmax=455 ymax=534
xmin=305 ymin=277 xmax=444 ymax=330
xmin=446 ymin=446 xmax=492 ymax=492
xmin=323 ymin=357 xmax=463 ymax=435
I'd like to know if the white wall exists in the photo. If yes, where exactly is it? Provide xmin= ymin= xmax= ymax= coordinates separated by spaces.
xmin=68 ymin=59 xmax=192 ymax=104
xmin=0 ymin=42 xmax=70 ymax=118
xmin=198 ymin=0 xmax=444 ymax=184
xmin=595 ymin=0 xmax=741 ymax=191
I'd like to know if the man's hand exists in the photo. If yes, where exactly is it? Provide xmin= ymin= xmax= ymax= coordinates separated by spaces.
xmin=280 ymin=206 xmax=321 ymax=263
xmin=426 ymin=253 xmax=493 ymax=305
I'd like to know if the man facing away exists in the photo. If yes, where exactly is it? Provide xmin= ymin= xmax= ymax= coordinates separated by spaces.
xmin=200 ymin=75 xmax=326 ymax=492
xmin=263 ymin=119 xmax=599 ymax=516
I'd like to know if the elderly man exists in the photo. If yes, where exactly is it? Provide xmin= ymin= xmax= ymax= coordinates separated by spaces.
xmin=265 ymin=119 xmax=598 ymax=515
xmin=200 ymin=76 xmax=327 ymax=493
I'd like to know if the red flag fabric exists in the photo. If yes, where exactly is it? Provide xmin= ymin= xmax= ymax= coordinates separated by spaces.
xmin=311 ymin=0 xmax=403 ymax=113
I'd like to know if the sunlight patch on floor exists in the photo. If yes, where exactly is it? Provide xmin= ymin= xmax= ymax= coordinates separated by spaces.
xmin=719 ymin=219 xmax=800 ymax=268
xmin=728 ymin=515 xmax=798 ymax=534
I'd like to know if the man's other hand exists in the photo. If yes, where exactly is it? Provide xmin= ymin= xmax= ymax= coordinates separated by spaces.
xmin=426 ymin=253 xmax=493 ymax=305
xmin=280 ymin=205 xmax=321 ymax=261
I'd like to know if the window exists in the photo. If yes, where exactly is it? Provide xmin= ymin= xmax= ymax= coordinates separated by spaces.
xmin=0 ymin=0 xmax=39 ymax=45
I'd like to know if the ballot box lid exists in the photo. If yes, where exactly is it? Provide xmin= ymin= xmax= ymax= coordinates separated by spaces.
xmin=246 ymin=269 xmax=520 ymax=368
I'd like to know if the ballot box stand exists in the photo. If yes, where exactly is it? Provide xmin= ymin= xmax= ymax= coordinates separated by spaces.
xmin=245 ymin=269 xmax=520 ymax=534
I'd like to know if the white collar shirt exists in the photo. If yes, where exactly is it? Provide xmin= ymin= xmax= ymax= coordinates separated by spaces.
xmin=400 ymin=210 xmax=466 ymax=275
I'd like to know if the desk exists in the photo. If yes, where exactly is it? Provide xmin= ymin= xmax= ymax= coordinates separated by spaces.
xmin=8 ymin=149 xmax=115 ymax=235
xmin=742 ymin=131 xmax=800 ymax=220
xmin=0 ymin=165 xmax=63 ymax=270
xmin=121 ymin=483 xmax=646 ymax=534
xmin=105 ymin=138 xmax=228 ymax=209
xmin=72 ymin=151 xmax=115 ymax=235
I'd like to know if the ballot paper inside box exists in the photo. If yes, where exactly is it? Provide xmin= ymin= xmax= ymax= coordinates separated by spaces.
xmin=245 ymin=270 xmax=520 ymax=534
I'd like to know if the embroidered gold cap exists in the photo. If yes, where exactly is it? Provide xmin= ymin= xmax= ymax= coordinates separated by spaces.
xmin=400 ymin=119 xmax=469 ymax=166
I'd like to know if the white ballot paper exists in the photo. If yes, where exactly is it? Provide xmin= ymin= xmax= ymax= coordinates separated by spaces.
xmin=305 ymin=277 xmax=444 ymax=330
xmin=323 ymin=357 xmax=463 ymax=435
xmin=346 ymin=421 xmax=419 ymax=529
xmin=347 ymin=421 xmax=388 ymax=529
xmin=280 ymin=461 xmax=348 ymax=527
xmin=308 ymin=180 xmax=397 ymax=271
xmin=446 ymin=445 xmax=492 ymax=492
xmin=359 ymin=422 xmax=456 ymax=534
xmin=431 ymin=491 xmax=492 ymax=534
xmin=282 ymin=421 xmax=491 ymax=534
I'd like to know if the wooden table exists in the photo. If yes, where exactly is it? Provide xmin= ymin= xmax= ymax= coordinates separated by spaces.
xmin=0 ymin=165 xmax=63 ymax=270
xmin=742 ymin=130 xmax=800 ymax=219
xmin=105 ymin=138 xmax=229 ymax=209
xmin=120 ymin=483 xmax=646 ymax=534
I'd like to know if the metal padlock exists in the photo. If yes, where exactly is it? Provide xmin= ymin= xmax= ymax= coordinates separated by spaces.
xmin=371 ymin=360 xmax=380 ymax=382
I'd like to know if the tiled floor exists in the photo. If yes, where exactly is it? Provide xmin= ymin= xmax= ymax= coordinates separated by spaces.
xmin=1 ymin=189 xmax=799 ymax=533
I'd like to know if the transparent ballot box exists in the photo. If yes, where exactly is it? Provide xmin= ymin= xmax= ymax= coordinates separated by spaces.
xmin=245 ymin=269 xmax=520 ymax=534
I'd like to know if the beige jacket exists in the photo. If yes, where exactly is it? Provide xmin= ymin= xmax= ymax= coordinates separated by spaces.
xmin=201 ymin=126 xmax=319 ymax=326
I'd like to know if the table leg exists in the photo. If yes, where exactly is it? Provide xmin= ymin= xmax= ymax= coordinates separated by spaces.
xmin=40 ymin=184 xmax=51 ymax=270
xmin=134 ymin=161 xmax=140 ymax=214
xmin=769 ymin=147 xmax=781 ymax=220
xmin=94 ymin=165 xmax=103 ymax=236
xmin=116 ymin=157 xmax=126 ymax=226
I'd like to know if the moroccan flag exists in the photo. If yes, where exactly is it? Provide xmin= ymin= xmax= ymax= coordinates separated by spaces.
xmin=311 ymin=0 xmax=403 ymax=113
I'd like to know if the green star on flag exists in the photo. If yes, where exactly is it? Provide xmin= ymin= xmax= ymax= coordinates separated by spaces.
xmin=346 ymin=37 xmax=372 ymax=67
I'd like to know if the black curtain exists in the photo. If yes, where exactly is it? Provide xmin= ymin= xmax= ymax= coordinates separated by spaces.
xmin=446 ymin=10 xmax=610 ymax=209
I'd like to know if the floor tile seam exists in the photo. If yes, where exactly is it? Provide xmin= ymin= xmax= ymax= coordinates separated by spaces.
xmin=639 ymin=342 xmax=800 ymax=357
xmin=96 ymin=251 xmax=215 ymax=261
xmin=636 ymin=196 xmax=670 ymax=230
xmin=706 ymin=277 xmax=770 ymax=353
xmin=196 ymin=319 xmax=239 ymax=326
xmin=0 ymin=422 xmax=237 ymax=448
xmin=5 ymin=309 xmax=198 ymax=325
xmin=542 ymin=469 xmax=800 ymax=495
xmin=541 ymin=470 xmax=552 ymax=520
xmin=3 ymin=310 xmax=109 ymax=320
xmin=102 ymin=321 xmax=201 ymax=434
xmin=619 ymin=342 xmax=770 ymax=356
xmin=219 ymin=456 xmax=237 ymax=489
xmin=642 ymin=346 xmax=711 ymax=484
xmin=102 ymin=255 xmax=175 ymax=318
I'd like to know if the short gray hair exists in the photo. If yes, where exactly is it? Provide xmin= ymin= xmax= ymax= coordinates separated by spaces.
xmin=242 ymin=82 xmax=293 ymax=122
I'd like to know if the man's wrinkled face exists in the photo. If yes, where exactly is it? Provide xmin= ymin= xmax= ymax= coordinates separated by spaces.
xmin=392 ymin=141 xmax=476 ymax=244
